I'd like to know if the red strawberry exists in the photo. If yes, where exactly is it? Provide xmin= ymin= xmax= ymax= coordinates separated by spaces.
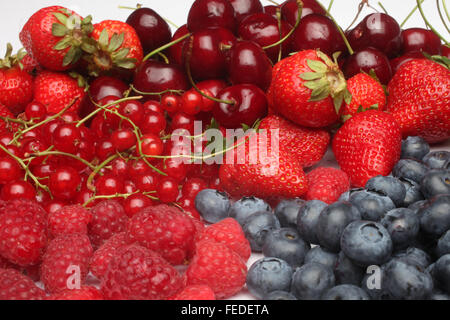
xmin=271 ymin=49 xmax=351 ymax=128
xmin=332 ymin=110 xmax=402 ymax=187
xmin=21 ymin=54 xmax=40 ymax=74
xmin=0 ymin=268 xmax=46 ymax=300
xmin=305 ymin=167 xmax=350 ymax=204
xmin=169 ymin=284 xmax=216 ymax=300
xmin=386 ymin=58 xmax=450 ymax=143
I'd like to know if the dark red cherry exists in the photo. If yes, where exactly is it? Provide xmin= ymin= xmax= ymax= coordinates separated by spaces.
xmin=442 ymin=45 xmax=450 ymax=58
xmin=291 ymin=14 xmax=345 ymax=57
xmin=183 ymin=28 xmax=236 ymax=81
xmin=126 ymin=7 xmax=172 ymax=54
xmin=228 ymin=40 xmax=272 ymax=91
xmin=344 ymin=47 xmax=393 ymax=85
xmin=212 ymin=84 xmax=268 ymax=128
xmin=389 ymin=51 xmax=425 ymax=75
xmin=281 ymin=0 xmax=326 ymax=26
xmin=229 ymin=0 xmax=263 ymax=23
xmin=238 ymin=12 xmax=292 ymax=63
xmin=401 ymin=28 xmax=442 ymax=55
xmin=263 ymin=5 xmax=279 ymax=19
xmin=347 ymin=13 xmax=402 ymax=58
xmin=187 ymin=0 xmax=237 ymax=33
xmin=196 ymin=79 xmax=227 ymax=112
xmin=1 ymin=180 xmax=36 ymax=201
xmin=168 ymin=25 xmax=190 ymax=66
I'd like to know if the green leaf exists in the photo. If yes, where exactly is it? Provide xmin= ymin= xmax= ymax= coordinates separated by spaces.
xmin=316 ymin=50 xmax=334 ymax=66
xmin=53 ymin=37 xmax=72 ymax=51
xmin=299 ymin=72 xmax=324 ymax=81
xmin=62 ymin=46 xmax=80 ymax=66
xmin=115 ymin=59 xmax=136 ymax=69
xmin=81 ymin=41 xmax=96 ymax=54
xmin=112 ymin=48 xmax=130 ymax=60
xmin=108 ymin=33 xmax=124 ymax=52
xmin=309 ymin=86 xmax=330 ymax=102
xmin=333 ymin=94 xmax=344 ymax=115
xmin=368 ymin=69 xmax=381 ymax=84
xmin=332 ymin=51 xmax=342 ymax=64
xmin=52 ymin=23 xmax=68 ymax=37
xmin=53 ymin=12 xmax=68 ymax=26
xmin=307 ymin=59 xmax=328 ymax=73
xmin=98 ymin=29 xmax=110 ymax=48
xmin=341 ymin=114 xmax=352 ymax=122
xmin=241 ymin=123 xmax=250 ymax=131
xmin=82 ymin=15 xmax=93 ymax=25
xmin=344 ymin=89 xmax=352 ymax=105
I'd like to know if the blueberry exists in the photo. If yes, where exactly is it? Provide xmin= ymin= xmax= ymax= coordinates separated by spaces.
xmin=423 ymin=151 xmax=450 ymax=169
xmin=419 ymin=194 xmax=450 ymax=238
xmin=228 ymin=196 xmax=272 ymax=226
xmin=380 ymin=208 xmax=420 ymax=250
xmin=296 ymin=200 xmax=328 ymax=245
xmin=401 ymin=136 xmax=430 ymax=160
xmin=316 ymin=202 xmax=361 ymax=253
xmin=365 ymin=176 xmax=407 ymax=207
xmin=338 ymin=188 xmax=365 ymax=202
xmin=321 ymin=284 xmax=370 ymax=300
xmin=334 ymin=251 xmax=365 ymax=285
xmin=341 ymin=220 xmax=393 ymax=267
xmin=444 ymin=158 xmax=450 ymax=170
xmin=437 ymin=230 xmax=450 ymax=258
xmin=383 ymin=258 xmax=434 ymax=300
xmin=420 ymin=169 xmax=450 ymax=199
xmin=274 ymin=198 xmax=305 ymax=228
xmin=195 ymin=189 xmax=231 ymax=223
xmin=433 ymin=254 xmax=450 ymax=294
xmin=393 ymin=247 xmax=431 ymax=269
xmin=242 ymin=211 xmax=280 ymax=252
xmin=399 ymin=178 xmax=425 ymax=207
xmin=349 ymin=190 xmax=395 ymax=221
xmin=246 ymin=257 xmax=293 ymax=299
xmin=429 ymin=290 xmax=450 ymax=300
xmin=263 ymin=290 xmax=297 ymax=300
xmin=304 ymin=246 xmax=338 ymax=270
xmin=290 ymin=263 xmax=335 ymax=300
xmin=408 ymin=200 xmax=428 ymax=214
xmin=262 ymin=228 xmax=310 ymax=268
xmin=393 ymin=159 xmax=429 ymax=184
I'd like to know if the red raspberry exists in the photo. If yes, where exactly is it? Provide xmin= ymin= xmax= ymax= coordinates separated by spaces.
xmin=101 ymin=244 xmax=186 ymax=300
xmin=47 ymin=286 xmax=103 ymax=300
xmin=0 ymin=199 xmax=47 ymax=227
xmin=40 ymin=233 xmax=93 ymax=293
xmin=186 ymin=240 xmax=247 ymax=299
xmin=305 ymin=167 xmax=351 ymax=204
xmin=169 ymin=284 xmax=216 ymax=300
xmin=198 ymin=218 xmax=251 ymax=261
xmin=0 ymin=268 xmax=46 ymax=300
xmin=47 ymin=205 xmax=92 ymax=238
xmin=126 ymin=204 xmax=196 ymax=265
xmin=88 ymin=200 xmax=128 ymax=248
xmin=90 ymin=232 xmax=129 ymax=280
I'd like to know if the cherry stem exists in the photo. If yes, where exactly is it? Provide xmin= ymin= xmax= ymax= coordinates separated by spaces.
xmin=143 ymin=32 xmax=191 ymax=62
xmin=328 ymin=0 xmax=335 ymax=12
xmin=401 ymin=0 xmax=425 ymax=27
xmin=378 ymin=2 xmax=388 ymax=14
xmin=443 ymin=0 xmax=450 ymax=22
xmin=276 ymin=7 xmax=283 ymax=63
xmin=437 ymin=0 xmax=450 ymax=34
xmin=28 ymin=150 xmax=96 ymax=170
xmin=346 ymin=0 xmax=367 ymax=31
xmin=267 ymin=0 xmax=280 ymax=5
xmin=158 ymin=52 xmax=170 ymax=64
xmin=417 ymin=0 xmax=450 ymax=44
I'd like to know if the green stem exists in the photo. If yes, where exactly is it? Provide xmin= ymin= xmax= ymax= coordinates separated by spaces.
xmin=129 ymin=85 xmax=184 ymax=97
xmin=28 ymin=150 xmax=96 ymax=170
xmin=267 ymin=0 xmax=280 ymax=5
xmin=401 ymin=0 xmax=424 ymax=27
xmin=86 ymin=154 xmax=119 ymax=192
xmin=378 ymin=2 xmax=388 ymax=14
xmin=417 ymin=0 xmax=450 ymax=44
xmin=346 ymin=0 xmax=367 ymax=31
xmin=444 ymin=0 xmax=450 ymax=22
xmin=437 ymin=0 xmax=450 ymax=34
xmin=158 ymin=52 xmax=170 ymax=64
xmin=328 ymin=0 xmax=335 ymax=12
xmin=143 ymin=33 xmax=191 ymax=62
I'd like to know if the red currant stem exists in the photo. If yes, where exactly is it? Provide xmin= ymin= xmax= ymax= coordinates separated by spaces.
xmin=0 ymin=116 xmax=31 ymax=125
xmin=378 ymin=2 xmax=388 ymax=14
xmin=400 ymin=0 xmax=425 ymax=27
xmin=328 ymin=0 xmax=335 ymax=12
xmin=28 ymin=150 xmax=96 ymax=170
xmin=86 ymin=153 xmax=119 ymax=192
xmin=437 ymin=0 xmax=450 ymax=34
xmin=143 ymin=32 xmax=191 ymax=62
xmin=158 ymin=52 xmax=170 ymax=64
xmin=161 ymin=131 xmax=206 ymax=141
xmin=417 ymin=0 xmax=450 ymax=44
xmin=263 ymin=0 xmax=303 ymax=50
xmin=129 ymin=84 xmax=184 ymax=97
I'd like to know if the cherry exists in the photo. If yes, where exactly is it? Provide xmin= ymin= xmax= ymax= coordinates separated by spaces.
xmin=141 ymin=111 xmax=167 ymax=135
xmin=134 ymin=172 xmax=159 ymax=192
xmin=344 ymin=47 xmax=393 ymax=85
xmin=143 ymin=100 xmax=164 ymax=114
xmin=52 ymin=123 xmax=81 ymax=154
xmin=238 ymin=12 xmax=292 ymax=63
xmin=347 ymin=13 xmax=402 ymax=58
xmin=264 ymin=5 xmax=279 ymax=19
xmin=182 ymin=177 xmax=208 ymax=199
xmin=119 ymin=100 xmax=145 ymax=128
xmin=229 ymin=0 xmax=263 ymax=23
xmin=160 ymin=94 xmax=181 ymax=113
xmin=442 ymin=45 xmax=450 ymax=58
xmin=95 ymin=139 xmax=115 ymax=161
xmin=212 ymin=84 xmax=268 ymax=128
xmin=0 ymin=157 xmax=22 ymax=184
xmin=168 ymin=25 xmax=190 ymax=66
xmin=281 ymin=0 xmax=326 ymax=26
xmin=25 ymin=101 xmax=46 ymax=121
xmin=187 ymin=0 xmax=237 ymax=33
xmin=139 ymin=133 xmax=164 ymax=157
xmin=126 ymin=7 xmax=172 ymax=54
xmin=291 ymin=14 xmax=345 ymax=57
xmin=389 ymin=51 xmax=424 ymax=75
xmin=123 ymin=193 xmax=153 ymax=217
xmin=170 ymin=112 xmax=196 ymax=134
xmin=49 ymin=166 xmax=81 ymax=200
xmin=401 ymin=28 xmax=442 ymax=55
xmin=1 ymin=180 xmax=36 ymax=201
xmin=196 ymin=79 xmax=227 ymax=112
xmin=156 ymin=177 xmax=179 ymax=203
xmin=95 ymin=173 xmax=124 ymax=196
xmin=227 ymin=40 xmax=272 ymax=91
xmin=111 ymin=128 xmax=136 ymax=152
xmin=44 ymin=199 xmax=67 ymax=214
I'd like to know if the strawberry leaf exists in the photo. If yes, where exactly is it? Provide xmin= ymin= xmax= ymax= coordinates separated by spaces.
xmin=53 ymin=37 xmax=72 ymax=51
xmin=52 ymin=23 xmax=68 ymax=37
xmin=299 ymin=72 xmax=324 ymax=81
xmin=108 ymin=33 xmax=124 ymax=53
xmin=307 ymin=59 xmax=327 ymax=73
xmin=53 ymin=12 xmax=68 ymax=26
xmin=98 ymin=29 xmax=110 ymax=49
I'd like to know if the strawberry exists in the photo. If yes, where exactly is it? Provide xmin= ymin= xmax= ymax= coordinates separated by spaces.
xmin=19 ymin=6 xmax=93 ymax=71
xmin=259 ymin=115 xmax=330 ymax=168
xmin=332 ymin=110 xmax=402 ymax=188
xmin=386 ymin=58 xmax=450 ymax=143
xmin=271 ymin=50 xmax=351 ymax=128
xmin=305 ymin=167 xmax=350 ymax=204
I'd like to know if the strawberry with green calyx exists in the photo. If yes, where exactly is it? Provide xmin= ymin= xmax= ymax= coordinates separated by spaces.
xmin=271 ymin=49 xmax=351 ymax=128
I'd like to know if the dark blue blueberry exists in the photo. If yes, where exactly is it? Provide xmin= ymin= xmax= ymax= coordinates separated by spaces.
xmin=430 ymin=290 xmax=450 ymax=300
xmin=290 ymin=263 xmax=335 ymax=300
xmin=383 ymin=258 xmax=434 ymax=300
xmin=262 ymin=228 xmax=310 ymax=268
xmin=399 ymin=178 xmax=425 ymax=207
xmin=195 ymin=189 xmax=230 ymax=223
xmin=246 ymin=257 xmax=293 ymax=299
xmin=408 ymin=200 xmax=428 ymax=214
xmin=349 ymin=190 xmax=395 ymax=221
xmin=296 ymin=200 xmax=328 ymax=245
xmin=334 ymin=251 xmax=365 ymax=285
xmin=444 ymin=158 xmax=450 ymax=170
xmin=316 ymin=202 xmax=361 ymax=253
xmin=437 ymin=230 xmax=450 ymax=258
xmin=341 ymin=220 xmax=393 ymax=266
xmin=274 ymin=198 xmax=305 ymax=228
xmin=338 ymin=188 xmax=365 ymax=202
xmin=420 ymin=169 xmax=450 ymax=199
xmin=242 ymin=211 xmax=280 ymax=252
xmin=228 ymin=196 xmax=272 ymax=226
xmin=419 ymin=194 xmax=450 ymax=238
xmin=393 ymin=247 xmax=431 ymax=269
xmin=304 ymin=246 xmax=338 ymax=270
xmin=433 ymin=254 xmax=450 ymax=294
xmin=380 ymin=208 xmax=420 ymax=250
xmin=392 ymin=159 xmax=429 ymax=183
xmin=401 ymin=136 xmax=430 ymax=160
xmin=321 ymin=284 xmax=370 ymax=300
xmin=262 ymin=290 xmax=297 ymax=300
xmin=365 ymin=176 xmax=407 ymax=207
xmin=423 ymin=151 xmax=450 ymax=169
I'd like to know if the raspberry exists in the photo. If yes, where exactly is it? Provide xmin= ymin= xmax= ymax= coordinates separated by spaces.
xmin=169 ymin=284 xmax=216 ymax=300
xmin=0 ymin=268 xmax=46 ymax=300
xmin=186 ymin=240 xmax=247 ymax=299
xmin=0 ymin=199 xmax=47 ymax=227
xmin=40 ymin=233 xmax=93 ymax=293
xmin=48 ymin=205 xmax=92 ymax=238
xmin=88 ymin=200 xmax=128 ymax=248
xmin=47 ymin=286 xmax=103 ymax=300
xmin=90 ymin=232 xmax=129 ymax=280
xmin=101 ymin=244 xmax=186 ymax=300
xmin=198 ymin=218 xmax=251 ymax=261
xmin=305 ymin=167 xmax=351 ymax=204
xmin=126 ymin=204 xmax=197 ymax=265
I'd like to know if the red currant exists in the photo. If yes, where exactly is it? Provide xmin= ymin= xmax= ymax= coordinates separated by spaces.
xmin=44 ymin=199 xmax=67 ymax=214
xmin=111 ymin=158 xmax=129 ymax=177
xmin=25 ymin=101 xmax=46 ymax=121
xmin=156 ymin=177 xmax=179 ymax=203
xmin=170 ymin=112 xmax=196 ymax=134
xmin=111 ymin=128 xmax=136 ymax=152
xmin=1 ymin=180 xmax=36 ymax=201
xmin=128 ymin=159 xmax=151 ymax=178
xmin=181 ymin=89 xmax=203 ymax=115
xmin=119 ymin=100 xmax=145 ymax=127
xmin=139 ymin=134 xmax=164 ymax=157
xmin=52 ymin=123 xmax=81 ymax=154
xmin=49 ymin=166 xmax=81 ymax=200
xmin=160 ymin=93 xmax=181 ymax=113
xmin=95 ymin=173 xmax=125 ymax=196
xmin=0 ymin=157 xmax=22 ymax=184
xmin=143 ymin=100 xmax=164 ymax=114
xmin=160 ymin=158 xmax=188 ymax=182
xmin=123 ymin=193 xmax=153 ymax=217
xmin=96 ymin=139 xmax=115 ymax=161
xmin=182 ymin=177 xmax=208 ymax=199
xmin=134 ymin=172 xmax=159 ymax=192
xmin=141 ymin=111 xmax=167 ymax=135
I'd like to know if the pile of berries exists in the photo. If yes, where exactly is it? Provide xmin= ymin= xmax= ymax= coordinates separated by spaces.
xmin=0 ymin=0 xmax=448 ymax=300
